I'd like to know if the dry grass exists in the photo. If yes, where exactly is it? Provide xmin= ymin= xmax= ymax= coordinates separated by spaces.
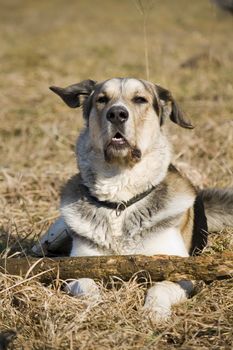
xmin=0 ymin=0 xmax=233 ymax=348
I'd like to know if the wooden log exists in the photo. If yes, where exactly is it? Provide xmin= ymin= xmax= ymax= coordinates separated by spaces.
xmin=1 ymin=252 xmax=233 ymax=284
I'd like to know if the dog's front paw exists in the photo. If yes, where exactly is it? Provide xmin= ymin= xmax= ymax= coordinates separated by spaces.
xmin=143 ymin=281 xmax=188 ymax=322
xmin=65 ymin=278 xmax=102 ymax=304
xmin=143 ymin=289 xmax=171 ymax=322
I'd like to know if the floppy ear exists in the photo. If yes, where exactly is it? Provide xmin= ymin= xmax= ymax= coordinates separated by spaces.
xmin=155 ymin=84 xmax=193 ymax=129
xmin=49 ymin=79 xmax=96 ymax=108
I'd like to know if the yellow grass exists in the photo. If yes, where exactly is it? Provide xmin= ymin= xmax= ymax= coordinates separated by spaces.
xmin=0 ymin=0 xmax=233 ymax=348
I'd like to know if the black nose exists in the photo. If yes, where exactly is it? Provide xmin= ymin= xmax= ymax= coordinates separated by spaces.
xmin=106 ymin=106 xmax=129 ymax=124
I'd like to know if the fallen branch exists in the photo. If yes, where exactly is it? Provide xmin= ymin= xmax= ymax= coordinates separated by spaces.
xmin=1 ymin=252 xmax=233 ymax=283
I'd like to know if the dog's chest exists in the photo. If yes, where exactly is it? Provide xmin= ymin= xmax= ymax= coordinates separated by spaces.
xmin=108 ymin=210 xmax=125 ymax=237
xmin=62 ymin=199 xmax=189 ymax=257
xmin=101 ymin=209 xmax=180 ymax=255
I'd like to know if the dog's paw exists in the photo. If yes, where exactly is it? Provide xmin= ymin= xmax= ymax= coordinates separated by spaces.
xmin=143 ymin=289 xmax=171 ymax=322
xmin=143 ymin=281 xmax=188 ymax=322
xmin=32 ymin=217 xmax=72 ymax=256
xmin=65 ymin=278 xmax=102 ymax=304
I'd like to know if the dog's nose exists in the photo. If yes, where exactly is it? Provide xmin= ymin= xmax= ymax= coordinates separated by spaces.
xmin=106 ymin=106 xmax=129 ymax=124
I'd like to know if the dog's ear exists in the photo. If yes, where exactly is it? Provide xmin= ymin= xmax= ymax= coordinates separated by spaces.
xmin=49 ymin=80 xmax=96 ymax=108
xmin=155 ymin=84 xmax=193 ymax=129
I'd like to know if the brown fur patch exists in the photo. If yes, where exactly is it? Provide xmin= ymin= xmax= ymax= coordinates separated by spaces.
xmin=104 ymin=144 xmax=141 ymax=166
xmin=180 ymin=208 xmax=194 ymax=253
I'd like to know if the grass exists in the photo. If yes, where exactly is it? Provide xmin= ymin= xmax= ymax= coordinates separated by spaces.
xmin=0 ymin=0 xmax=233 ymax=348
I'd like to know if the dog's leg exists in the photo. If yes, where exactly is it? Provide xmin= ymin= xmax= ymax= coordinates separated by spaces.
xmin=65 ymin=278 xmax=102 ymax=304
xmin=144 ymin=280 xmax=194 ymax=321
xmin=65 ymin=236 xmax=103 ymax=303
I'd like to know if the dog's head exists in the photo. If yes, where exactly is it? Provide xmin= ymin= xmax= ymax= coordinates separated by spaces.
xmin=50 ymin=78 xmax=193 ymax=167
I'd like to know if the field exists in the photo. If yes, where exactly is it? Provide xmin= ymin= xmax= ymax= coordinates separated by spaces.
xmin=0 ymin=0 xmax=233 ymax=348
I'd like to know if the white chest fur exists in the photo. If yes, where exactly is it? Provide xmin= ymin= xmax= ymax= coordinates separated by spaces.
xmin=62 ymin=197 xmax=191 ymax=258
xmin=70 ymin=224 xmax=189 ymax=257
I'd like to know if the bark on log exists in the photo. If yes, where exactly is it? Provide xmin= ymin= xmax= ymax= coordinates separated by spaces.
xmin=1 ymin=252 xmax=233 ymax=283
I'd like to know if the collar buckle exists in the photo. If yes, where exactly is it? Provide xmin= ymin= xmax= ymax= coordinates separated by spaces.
xmin=116 ymin=201 xmax=127 ymax=216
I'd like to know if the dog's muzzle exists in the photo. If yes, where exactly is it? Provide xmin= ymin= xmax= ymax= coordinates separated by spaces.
xmin=104 ymin=106 xmax=141 ymax=164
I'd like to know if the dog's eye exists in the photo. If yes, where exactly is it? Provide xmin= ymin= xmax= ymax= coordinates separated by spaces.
xmin=96 ymin=96 xmax=109 ymax=104
xmin=133 ymin=96 xmax=148 ymax=104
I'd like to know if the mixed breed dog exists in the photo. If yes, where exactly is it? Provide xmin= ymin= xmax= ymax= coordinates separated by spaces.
xmin=46 ymin=77 xmax=233 ymax=321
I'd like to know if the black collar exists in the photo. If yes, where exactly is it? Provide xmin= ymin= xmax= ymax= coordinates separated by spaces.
xmin=82 ymin=184 xmax=155 ymax=214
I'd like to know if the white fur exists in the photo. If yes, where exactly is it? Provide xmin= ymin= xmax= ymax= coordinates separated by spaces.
xmin=144 ymin=281 xmax=189 ymax=321
xmin=152 ymin=194 xmax=194 ymax=224
xmin=77 ymin=132 xmax=171 ymax=203
xmin=66 ymin=219 xmax=189 ymax=258
xmin=131 ymin=227 xmax=189 ymax=257
xmin=62 ymin=190 xmax=193 ymax=255
xmin=65 ymin=278 xmax=101 ymax=304
xmin=70 ymin=236 xmax=104 ymax=257
xmin=103 ymin=78 xmax=145 ymax=98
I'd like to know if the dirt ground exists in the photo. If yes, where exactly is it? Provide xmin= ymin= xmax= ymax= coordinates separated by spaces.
xmin=0 ymin=0 xmax=233 ymax=349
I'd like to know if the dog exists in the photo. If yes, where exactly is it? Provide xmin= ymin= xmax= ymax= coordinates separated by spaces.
xmin=49 ymin=77 xmax=233 ymax=320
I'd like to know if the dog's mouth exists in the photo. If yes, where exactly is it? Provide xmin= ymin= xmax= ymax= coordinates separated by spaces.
xmin=109 ymin=132 xmax=129 ymax=147
xmin=104 ymin=131 xmax=141 ymax=165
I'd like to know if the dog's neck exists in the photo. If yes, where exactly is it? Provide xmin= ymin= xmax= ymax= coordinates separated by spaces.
xmin=76 ymin=130 xmax=172 ymax=202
